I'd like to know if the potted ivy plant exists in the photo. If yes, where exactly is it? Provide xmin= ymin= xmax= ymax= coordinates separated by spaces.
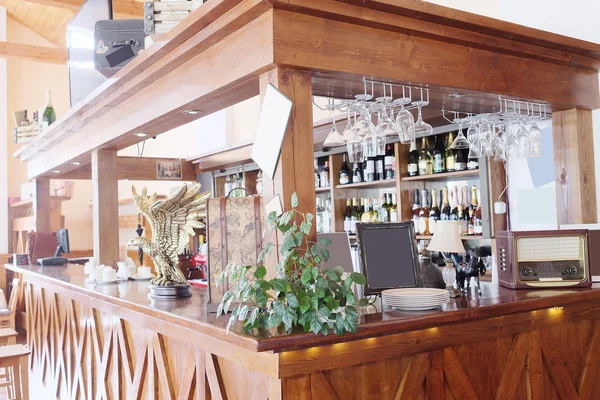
xmin=217 ymin=193 xmax=367 ymax=335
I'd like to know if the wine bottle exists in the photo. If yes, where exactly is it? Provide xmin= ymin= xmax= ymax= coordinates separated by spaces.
xmin=364 ymin=156 xmax=376 ymax=182
xmin=352 ymin=162 xmax=363 ymax=183
xmin=455 ymin=148 xmax=468 ymax=171
xmin=42 ymin=89 xmax=56 ymax=127
xmin=418 ymin=189 xmax=430 ymax=235
xmin=407 ymin=141 xmax=419 ymax=177
xmin=467 ymin=156 xmax=479 ymax=170
xmin=441 ymin=187 xmax=451 ymax=220
xmin=418 ymin=137 xmax=433 ymax=175
xmin=433 ymin=135 xmax=445 ymax=174
xmin=390 ymin=193 xmax=398 ymax=222
xmin=316 ymin=198 xmax=323 ymax=233
xmin=320 ymin=160 xmax=330 ymax=187
xmin=361 ymin=198 xmax=372 ymax=223
xmin=379 ymin=194 xmax=389 ymax=222
xmin=445 ymin=132 xmax=456 ymax=172
xmin=384 ymin=145 xmax=395 ymax=180
xmin=467 ymin=208 xmax=475 ymax=236
xmin=375 ymin=155 xmax=385 ymax=181
xmin=371 ymin=198 xmax=380 ymax=222
xmin=32 ymin=111 xmax=39 ymax=126
xmin=429 ymin=188 xmax=440 ymax=234
xmin=412 ymin=190 xmax=421 ymax=234
xmin=323 ymin=198 xmax=332 ymax=233
xmin=344 ymin=199 xmax=352 ymax=233
xmin=21 ymin=110 xmax=30 ymax=127
xmin=339 ymin=154 xmax=352 ymax=185
xmin=314 ymin=159 xmax=320 ymax=188
xmin=474 ymin=189 xmax=483 ymax=235
xmin=350 ymin=198 xmax=359 ymax=234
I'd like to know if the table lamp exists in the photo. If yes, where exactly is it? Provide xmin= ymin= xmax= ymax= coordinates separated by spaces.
xmin=427 ymin=221 xmax=465 ymax=297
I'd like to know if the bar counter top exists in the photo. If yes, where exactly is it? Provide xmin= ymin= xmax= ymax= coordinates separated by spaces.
xmin=8 ymin=263 xmax=600 ymax=353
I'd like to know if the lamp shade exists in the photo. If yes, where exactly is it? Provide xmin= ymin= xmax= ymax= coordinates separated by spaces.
xmin=427 ymin=221 xmax=465 ymax=253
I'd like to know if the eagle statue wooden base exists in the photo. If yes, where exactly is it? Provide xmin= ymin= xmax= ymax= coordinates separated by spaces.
xmin=128 ymin=184 xmax=210 ymax=290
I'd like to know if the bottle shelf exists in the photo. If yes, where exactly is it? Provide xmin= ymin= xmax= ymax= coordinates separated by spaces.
xmin=335 ymin=179 xmax=397 ymax=190
xmin=401 ymin=170 xmax=479 ymax=182
xmin=315 ymin=186 xmax=331 ymax=193
xmin=416 ymin=235 xmax=484 ymax=240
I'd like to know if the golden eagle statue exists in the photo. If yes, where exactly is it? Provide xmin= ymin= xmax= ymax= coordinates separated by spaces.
xmin=128 ymin=184 xmax=210 ymax=286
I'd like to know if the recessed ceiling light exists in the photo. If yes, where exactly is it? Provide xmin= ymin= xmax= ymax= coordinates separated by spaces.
xmin=72 ymin=161 xmax=81 ymax=165
xmin=183 ymin=110 xmax=202 ymax=115
xmin=53 ymin=170 xmax=60 ymax=173
xmin=446 ymin=93 xmax=467 ymax=99
xmin=134 ymin=132 xmax=148 ymax=137
xmin=123 ymin=179 xmax=129 ymax=182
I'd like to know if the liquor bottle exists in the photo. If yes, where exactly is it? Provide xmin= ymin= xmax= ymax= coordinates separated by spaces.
xmin=314 ymin=159 xmax=320 ymax=188
xmin=375 ymin=155 xmax=385 ymax=181
xmin=339 ymin=154 xmax=352 ymax=185
xmin=350 ymin=198 xmax=358 ymax=234
xmin=21 ymin=110 xmax=30 ymax=127
xmin=445 ymin=132 xmax=456 ymax=172
xmin=455 ymin=148 xmax=468 ymax=171
xmin=418 ymin=137 xmax=433 ymax=175
xmin=320 ymin=161 xmax=330 ymax=187
xmin=407 ymin=141 xmax=419 ymax=177
xmin=418 ymin=189 xmax=430 ymax=235
xmin=384 ymin=144 xmax=396 ymax=180
xmin=441 ymin=187 xmax=451 ymax=220
xmin=344 ymin=199 xmax=352 ymax=233
xmin=474 ymin=189 xmax=483 ymax=235
xmin=467 ymin=156 xmax=479 ymax=170
xmin=32 ymin=111 xmax=39 ymax=126
xmin=412 ymin=190 xmax=421 ymax=234
xmin=361 ymin=198 xmax=372 ymax=223
xmin=42 ymin=89 xmax=57 ymax=126
xmin=323 ymin=198 xmax=332 ymax=233
xmin=379 ymin=194 xmax=389 ymax=223
xmin=316 ymin=198 xmax=323 ymax=233
xmin=364 ymin=156 xmax=376 ymax=182
xmin=429 ymin=188 xmax=440 ymax=234
xmin=352 ymin=162 xmax=363 ymax=183
xmin=457 ymin=206 xmax=467 ymax=235
xmin=433 ymin=135 xmax=445 ymax=174
xmin=390 ymin=193 xmax=399 ymax=222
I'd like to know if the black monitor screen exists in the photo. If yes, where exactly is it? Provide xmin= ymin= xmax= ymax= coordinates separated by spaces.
xmin=356 ymin=222 xmax=421 ymax=295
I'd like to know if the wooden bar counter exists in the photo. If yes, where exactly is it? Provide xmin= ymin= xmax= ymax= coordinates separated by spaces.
xmin=8 ymin=264 xmax=600 ymax=399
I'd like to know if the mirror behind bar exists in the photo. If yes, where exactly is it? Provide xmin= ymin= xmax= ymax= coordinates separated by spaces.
xmin=356 ymin=222 xmax=422 ymax=295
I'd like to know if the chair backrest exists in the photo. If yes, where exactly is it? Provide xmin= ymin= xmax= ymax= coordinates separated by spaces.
xmin=8 ymin=278 xmax=19 ymax=313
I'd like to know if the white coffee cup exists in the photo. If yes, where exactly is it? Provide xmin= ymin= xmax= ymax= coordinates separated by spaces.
xmin=138 ymin=266 xmax=152 ymax=278
xmin=102 ymin=266 xmax=117 ymax=281
xmin=92 ymin=267 xmax=103 ymax=281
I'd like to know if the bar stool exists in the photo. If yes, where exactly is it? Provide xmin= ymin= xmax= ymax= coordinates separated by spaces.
xmin=0 ymin=345 xmax=29 ymax=400
xmin=0 ymin=279 xmax=20 ymax=331
xmin=0 ymin=328 xmax=19 ymax=399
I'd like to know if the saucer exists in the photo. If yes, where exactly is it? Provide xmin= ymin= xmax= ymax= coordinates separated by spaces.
xmin=93 ymin=278 xmax=120 ymax=285
xmin=131 ymin=274 xmax=155 ymax=281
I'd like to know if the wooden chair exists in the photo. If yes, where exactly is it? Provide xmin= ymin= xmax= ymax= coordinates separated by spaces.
xmin=0 ymin=345 xmax=29 ymax=400
xmin=0 ymin=279 xmax=20 ymax=331
xmin=0 ymin=329 xmax=19 ymax=399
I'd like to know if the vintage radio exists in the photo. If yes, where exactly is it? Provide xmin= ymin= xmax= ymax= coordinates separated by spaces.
xmin=496 ymin=230 xmax=592 ymax=289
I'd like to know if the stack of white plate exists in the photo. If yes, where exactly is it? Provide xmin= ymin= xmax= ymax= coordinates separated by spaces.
xmin=381 ymin=288 xmax=450 ymax=311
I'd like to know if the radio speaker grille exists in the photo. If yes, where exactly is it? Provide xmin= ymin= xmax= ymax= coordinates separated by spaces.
xmin=516 ymin=236 xmax=583 ymax=261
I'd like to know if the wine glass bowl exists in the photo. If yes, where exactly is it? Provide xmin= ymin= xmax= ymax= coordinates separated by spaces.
xmin=412 ymin=100 xmax=433 ymax=138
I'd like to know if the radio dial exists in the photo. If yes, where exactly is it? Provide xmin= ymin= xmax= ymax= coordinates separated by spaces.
xmin=566 ymin=266 xmax=578 ymax=275
xmin=522 ymin=267 xmax=533 ymax=277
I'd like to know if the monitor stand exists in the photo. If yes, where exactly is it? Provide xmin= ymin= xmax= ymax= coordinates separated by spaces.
xmin=37 ymin=257 xmax=68 ymax=266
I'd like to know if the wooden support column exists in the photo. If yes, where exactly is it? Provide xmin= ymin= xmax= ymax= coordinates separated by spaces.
xmin=259 ymin=68 xmax=315 ymax=272
xmin=553 ymin=109 xmax=597 ymax=226
xmin=91 ymin=150 xmax=120 ymax=265
xmin=32 ymin=178 xmax=51 ymax=232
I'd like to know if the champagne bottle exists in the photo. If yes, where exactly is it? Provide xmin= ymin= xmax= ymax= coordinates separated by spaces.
xmin=339 ymin=154 xmax=352 ymax=185
xmin=344 ymin=199 xmax=352 ymax=233
xmin=441 ymin=187 xmax=451 ymax=220
xmin=42 ymin=89 xmax=56 ymax=127
xmin=467 ymin=208 xmax=475 ymax=236
xmin=320 ymin=160 xmax=330 ymax=187
xmin=433 ymin=135 xmax=445 ymax=174
xmin=390 ymin=193 xmax=398 ymax=222
xmin=408 ymin=141 xmax=419 ymax=177
xmin=384 ymin=144 xmax=395 ymax=180
xmin=418 ymin=189 xmax=430 ymax=236
xmin=445 ymin=132 xmax=456 ymax=172
xmin=458 ymin=206 xmax=466 ymax=235
xmin=418 ymin=137 xmax=433 ymax=175
xmin=455 ymin=148 xmax=468 ymax=171
xmin=412 ymin=190 xmax=421 ymax=234
xmin=429 ymin=188 xmax=440 ymax=234
xmin=474 ymin=189 xmax=483 ymax=235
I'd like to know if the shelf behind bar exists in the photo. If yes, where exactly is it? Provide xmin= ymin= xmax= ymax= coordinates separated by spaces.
xmin=401 ymin=170 xmax=479 ymax=181
xmin=416 ymin=235 xmax=484 ymax=240
xmin=335 ymin=179 xmax=397 ymax=190
xmin=315 ymin=186 xmax=331 ymax=193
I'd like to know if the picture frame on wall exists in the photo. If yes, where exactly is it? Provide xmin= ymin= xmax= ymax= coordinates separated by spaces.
xmin=156 ymin=160 xmax=183 ymax=180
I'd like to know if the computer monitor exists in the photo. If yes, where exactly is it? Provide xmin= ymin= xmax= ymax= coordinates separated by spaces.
xmin=55 ymin=229 xmax=70 ymax=257
xmin=356 ymin=222 xmax=421 ymax=295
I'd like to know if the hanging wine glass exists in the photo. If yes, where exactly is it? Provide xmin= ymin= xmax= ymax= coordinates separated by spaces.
xmin=450 ymin=117 xmax=470 ymax=149
xmin=516 ymin=120 xmax=531 ymax=158
xmin=346 ymin=137 xmax=363 ymax=164
xmin=478 ymin=117 xmax=493 ymax=157
xmin=466 ymin=119 xmax=482 ymax=158
xmin=323 ymin=110 xmax=343 ymax=147
xmin=492 ymin=123 xmax=507 ymax=161
xmin=412 ymin=88 xmax=432 ymax=138
xmin=528 ymin=120 xmax=542 ymax=158
xmin=354 ymin=104 xmax=375 ymax=138
xmin=393 ymin=87 xmax=415 ymax=143
xmin=340 ymin=107 xmax=359 ymax=143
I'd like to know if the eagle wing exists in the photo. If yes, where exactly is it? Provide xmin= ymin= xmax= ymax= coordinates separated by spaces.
xmin=144 ymin=184 xmax=210 ymax=265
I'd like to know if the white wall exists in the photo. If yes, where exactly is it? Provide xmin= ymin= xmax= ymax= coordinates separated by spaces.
xmin=0 ymin=7 xmax=7 ymax=253
xmin=425 ymin=0 xmax=600 ymax=225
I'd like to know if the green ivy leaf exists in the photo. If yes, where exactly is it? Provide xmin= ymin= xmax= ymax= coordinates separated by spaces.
xmin=333 ymin=266 xmax=345 ymax=278
xmin=291 ymin=192 xmax=299 ymax=208
xmin=271 ymin=279 xmax=289 ymax=292
xmin=260 ymin=281 xmax=271 ymax=291
xmin=300 ymin=297 xmax=311 ymax=314
xmin=256 ymin=291 xmax=267 ymax=307
xmin=316 ymin=277 xmax=329 ymax=290
xmin=310 ymin=296 xmax=319 ymax=310
xmin=300 ymin=221 xmax=312 ymax=235
xmin=254 ymin=266 xmax=267 ymax=279
xmin=294 ymin=232 xmax=304 ymax=246
xmin=319 ymin=248 xmax=330 ymax=262
xmin=306 ymin=213 xmax=314 ymax=222
xmin=301 ymin=268 xmax=312 ymax=285
xmin=350 ymin=272 xmax=367 ymax=285
xmin=310 ymin=245 xmax=319 ymax=257
xmin=311 ymin=266 xmax=320 ymax=280
xmin=358 ymin=298 xmax=369 ymax=307
xmin=286 ymin=292 xmax=299 ymax=308
xmin=249 ymin=307 xmax=259 ymax=324
xmin=315 ymin=288 xmax=326 ymax=298
xmin=318 ymin=305 xmax=331 ymax=318
xmin=319 ymin=237 xmax=332 ymax=246
xmin=345 ymin=276 xmax=353 ymax=290
xmin=346 ymin=292 xmax=356 ymax=305
xmin=345 ymin=306 xmax=359 ymax=320
xmin=310 ymin=314 xmax=323 ymax=334
xmin=283 ymin=308 xmax=295 ymax=331
xmin=279 ymin=211 xmax=293 ymax=226
xmin=320 ymin=324 xmax=329 ymax=336
xmin=257 ymin=242 xmax=274 ymax=263
xmin=334 ymin=313 xmax=345 ymax=335
xmin=238 ymin=305 xmax=250 ymax=321
xmin=324 ymin=269 xmax=339 ymax=282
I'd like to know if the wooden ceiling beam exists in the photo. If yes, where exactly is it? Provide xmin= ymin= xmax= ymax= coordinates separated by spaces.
xmin=0 ymin=41 xmax=68 ymax=64
xmin=21 ymin=0 xmax=143 ymax=17
xmin=21 ymin=0 xmax=82 ymax=12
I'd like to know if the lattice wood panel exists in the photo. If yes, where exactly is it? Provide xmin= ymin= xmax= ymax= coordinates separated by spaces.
xmin=25 ymin=283 xmax=275 ymax=399
xmin=282 ymin=321 xmax=600 ymax=400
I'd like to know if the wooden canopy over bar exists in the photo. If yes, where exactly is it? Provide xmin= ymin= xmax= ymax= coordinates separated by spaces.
xmin=14 ymin=0 xmax=600 ymax=180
